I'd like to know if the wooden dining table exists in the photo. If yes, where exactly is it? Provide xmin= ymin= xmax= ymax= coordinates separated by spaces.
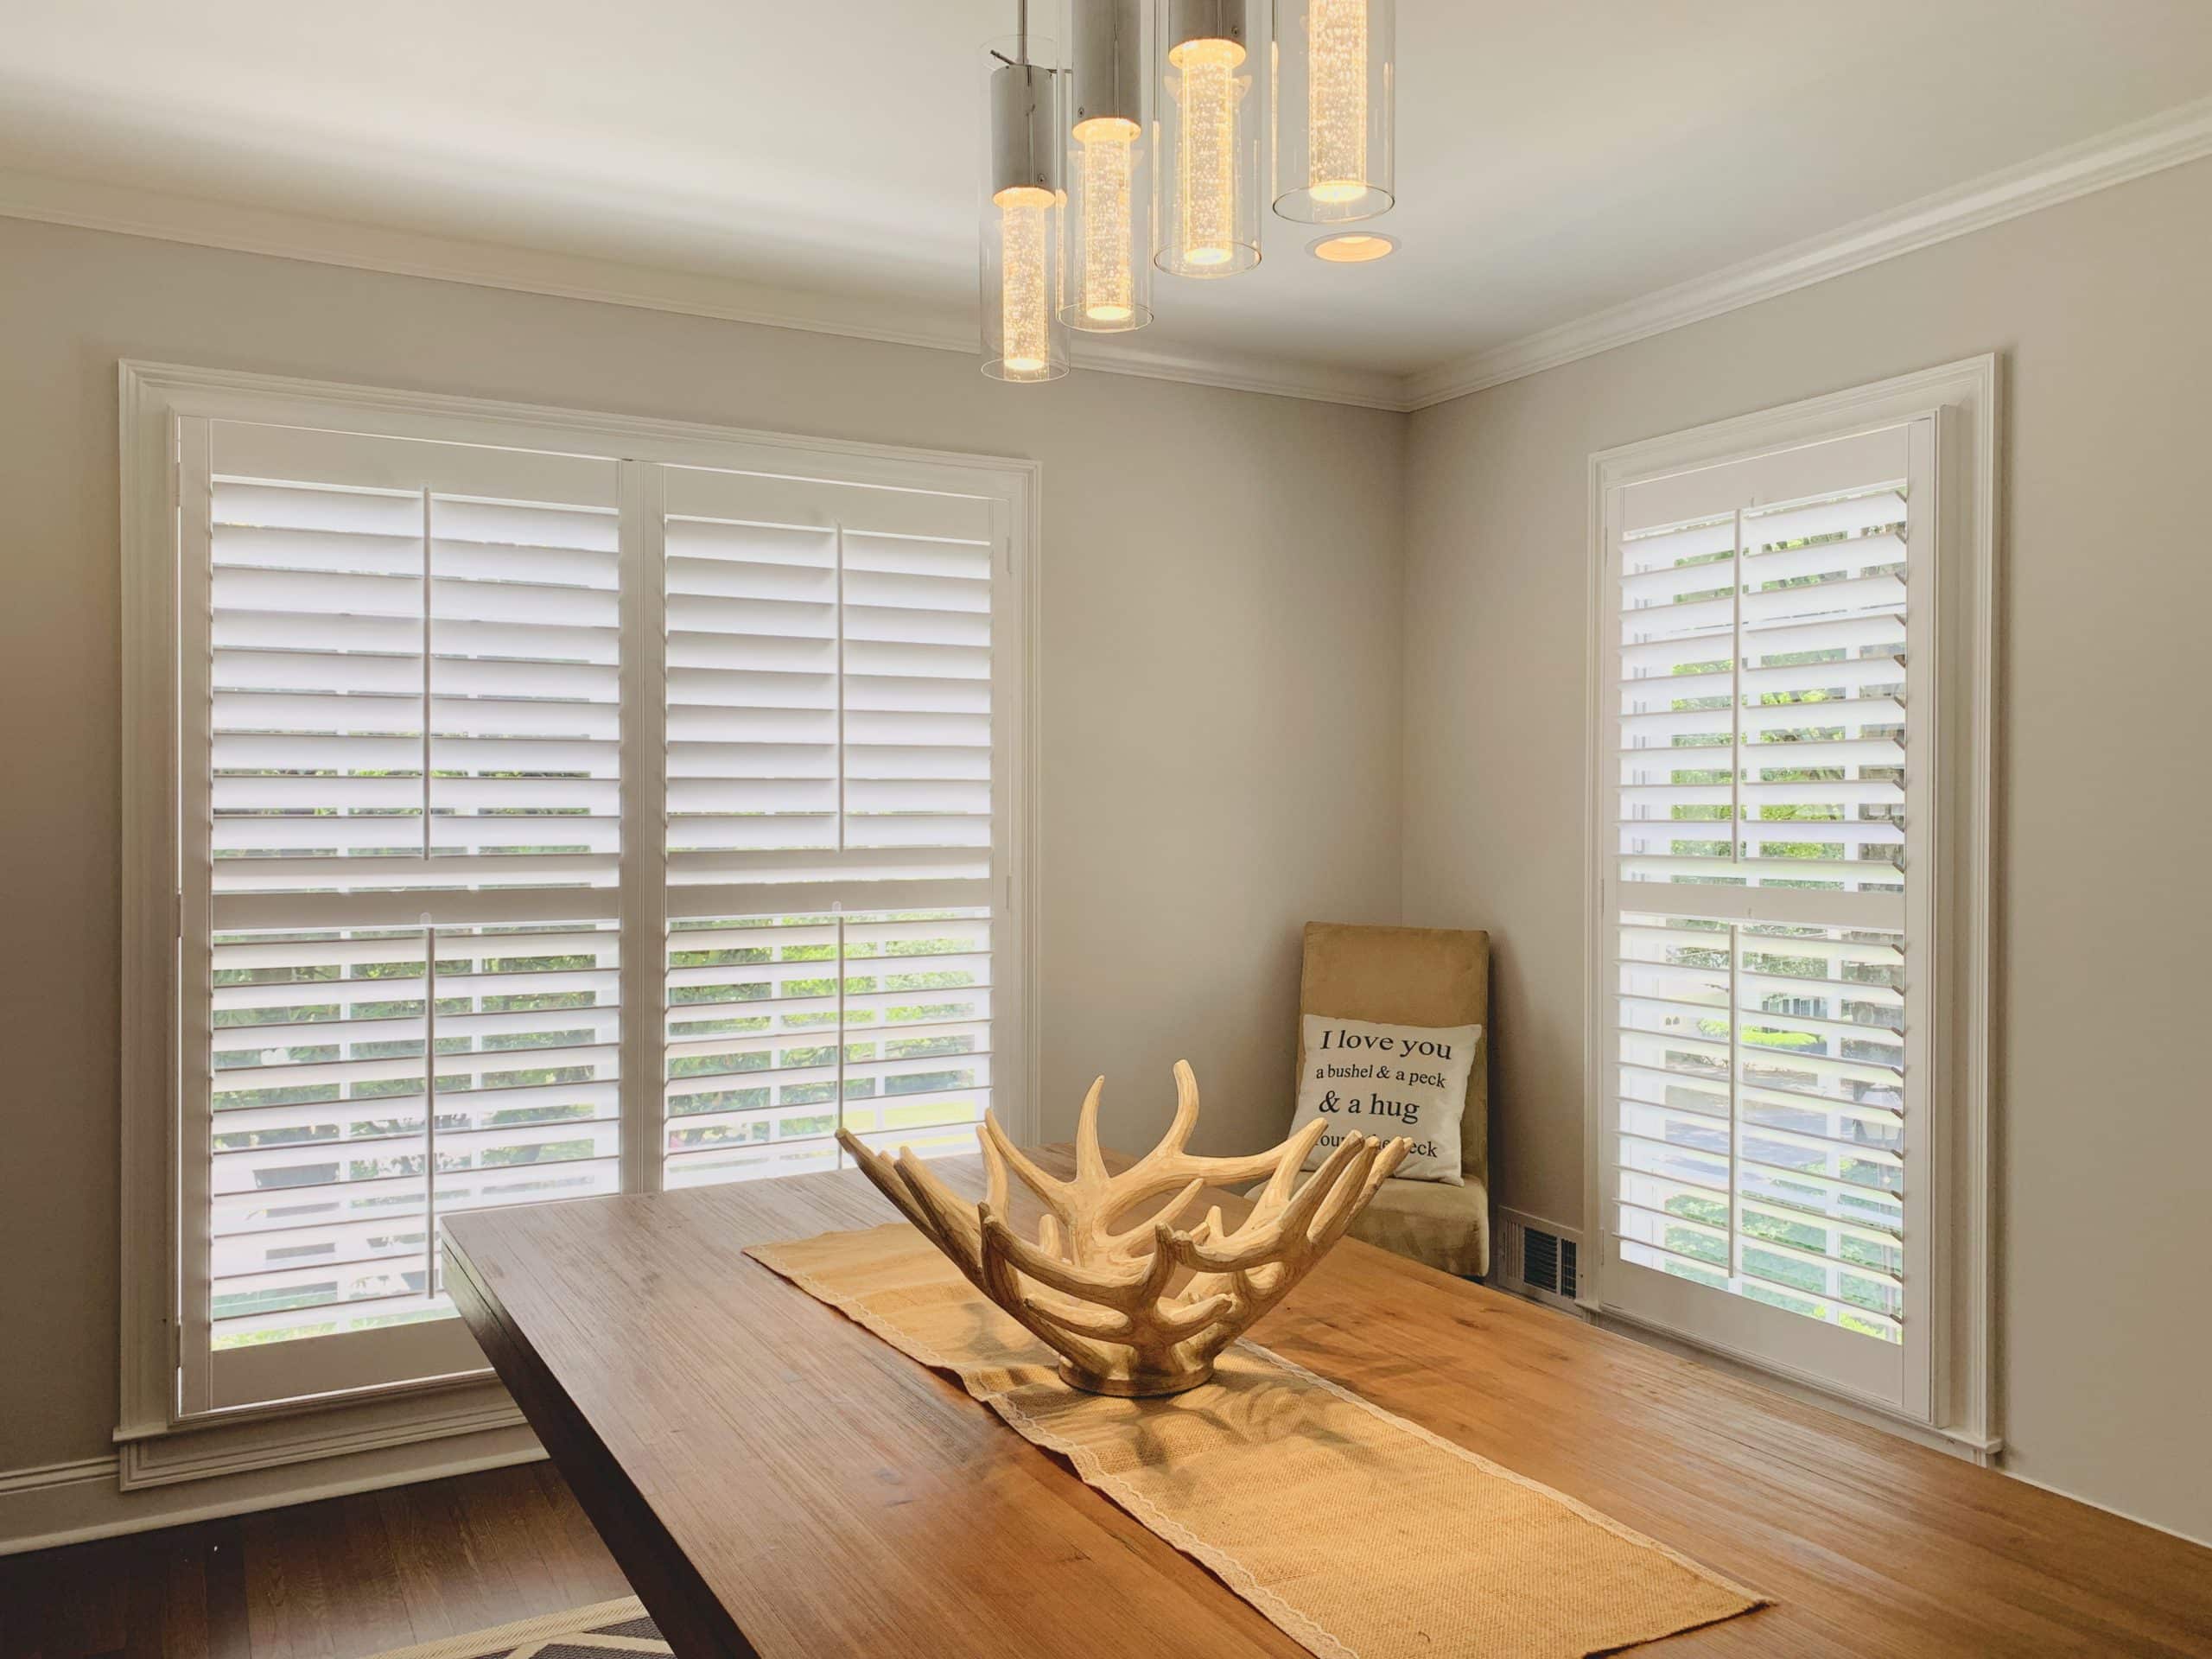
xmin=443 ymin=1147 xmax=2212 ymax=1659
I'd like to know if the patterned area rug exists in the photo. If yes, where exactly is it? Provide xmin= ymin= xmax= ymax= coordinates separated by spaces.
xmin=362 ymin=1598 xmax=668 ymax=1659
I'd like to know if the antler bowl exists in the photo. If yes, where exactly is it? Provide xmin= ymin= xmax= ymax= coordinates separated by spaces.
xmin=836 ymin=1061 xmax=1408 ymax=1397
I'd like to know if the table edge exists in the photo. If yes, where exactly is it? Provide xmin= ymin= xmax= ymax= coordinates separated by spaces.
xmin=444 ymin=1233 xmax=763 ymax=1659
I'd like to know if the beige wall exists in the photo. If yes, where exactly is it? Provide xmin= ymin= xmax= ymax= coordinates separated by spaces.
xmin=0 ymin=214 xmax=1406 ymax=1474
xmin=1403 ymin=158 xmax=2212 ymax=1541
xmin=6 ymin=154 xmax=2205 ymax=1544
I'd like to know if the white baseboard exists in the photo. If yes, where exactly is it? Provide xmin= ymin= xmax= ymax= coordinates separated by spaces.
xmin=1998 ymin=1465 xmax=2212 ymax=1554
xmin=1 ymin=1396 xmax=543 ymax=1556
xmin=1588 ymin=1306 xmax=2000 ymax=1467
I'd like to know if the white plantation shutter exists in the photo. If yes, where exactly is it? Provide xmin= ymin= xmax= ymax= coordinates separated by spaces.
xmin=658 ymin=467 xmax=1004 ymax=1187
xmin=189 ymin=422 xmax=626 ymax=1408
xmin=1598 ymin=419 xmax=1937 ymax=1413
xmin=156 ymin=395 xmax=1028 ymax=1420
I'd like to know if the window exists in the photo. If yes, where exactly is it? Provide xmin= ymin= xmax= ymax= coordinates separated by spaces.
xmin=1585 ymin=361 xmax=1994 ymax=1437
xmin=122 ymin=365 xmax=1033 ymax=1427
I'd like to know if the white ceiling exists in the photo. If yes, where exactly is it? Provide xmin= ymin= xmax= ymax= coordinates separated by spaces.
xmin=6 ymin=1 xmax=2209 ymax=382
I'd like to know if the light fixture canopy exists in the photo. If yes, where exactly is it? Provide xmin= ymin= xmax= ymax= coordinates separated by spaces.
xmin=1273 ymin=0 xmax=1395 ymax=223
xmin=982 ymin=10 xmax=1069 ymax=382
xmin=1154 ymin=0 xmax=1268 ymax=278
xmin=1063 ymin=0 xmax=1154 ymax=331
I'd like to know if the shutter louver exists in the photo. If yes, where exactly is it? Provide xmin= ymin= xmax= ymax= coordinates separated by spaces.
xmin=1605 ymin=423 xmax=1923 ymax=1370
xmin=664 ymin=910 xmax=994 ymax=1186
xmin=208 ymin=920 xmax=621 ymax=1344
xmin=841 ymin=531 xmax=995 ymax=868
xmin=212 ymin=480 xmax=427 ymax=885
xmin=666 ymin=516 xmax=841 ymax=875
xmin=430 ymin=495 xmax=622 ymax=886
xmin=664 ymin=470 xmax=996 ymax=901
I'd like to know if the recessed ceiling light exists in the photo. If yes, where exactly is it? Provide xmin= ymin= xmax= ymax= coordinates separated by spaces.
xmin=1308 ymin=232 xmax=1399 ymax=264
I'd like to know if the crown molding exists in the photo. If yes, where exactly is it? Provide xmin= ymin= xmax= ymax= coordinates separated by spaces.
xmin=1404 ymin=93 xmax=2212 ymax=411
xmin=1068 ymin=328 xmax=1408 ymax=410
xmin=4 ymin=94 xmax=2207 ymax=417
xmin=0 ymin=166 xmax=1408 ymax=411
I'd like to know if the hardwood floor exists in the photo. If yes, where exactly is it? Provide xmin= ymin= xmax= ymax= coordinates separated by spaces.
xmin=0 ymin=1463 xmax=631 ymax=1659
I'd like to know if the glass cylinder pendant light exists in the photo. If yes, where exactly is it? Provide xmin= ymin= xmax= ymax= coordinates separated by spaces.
xmin=1154 ymin=0 xmax=1267 ymax=277
xmin=1273 ymin=0 xmax=1394 ymax=222
xmin=1062 ymin=0 xmax=1153 ymax=331
xmin=982 ymin=8 xmax=1068 ymax=382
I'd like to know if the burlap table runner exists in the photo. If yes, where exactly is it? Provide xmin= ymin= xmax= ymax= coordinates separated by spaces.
xmin=748 ymin=1223 xmax=1765 ymax=1659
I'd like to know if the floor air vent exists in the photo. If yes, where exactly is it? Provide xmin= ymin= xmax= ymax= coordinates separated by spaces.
xmin=1497 ymin=1209 xmax=1584 ymax=1313
xmin=1524 ymin=1228 xmax=1577 ymax=1298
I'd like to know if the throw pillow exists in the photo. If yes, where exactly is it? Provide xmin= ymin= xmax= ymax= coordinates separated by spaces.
xmin=1289 ymin=1014 xmax=1479 ymax=1186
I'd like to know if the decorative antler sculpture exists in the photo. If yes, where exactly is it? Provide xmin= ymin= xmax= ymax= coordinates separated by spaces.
xmin=836 ymin=1061 xmax=1408 ymax=1396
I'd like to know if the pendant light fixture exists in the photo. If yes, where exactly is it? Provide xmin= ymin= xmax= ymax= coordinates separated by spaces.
xmin=1154 ymin=0 xmax=1267 ymax=277
xmin=1062 ymin=0 xmax=1152 ymax=331
xmin=982 ymin=3 xmax=1068 ymax=382
xmin=1273 ymin=0 xmax=1394 ymax=223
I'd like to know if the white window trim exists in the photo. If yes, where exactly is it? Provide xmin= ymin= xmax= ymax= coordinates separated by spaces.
xmin=118 ymin=359 xmax=1042 ymax=1452
xmin=1580 ymin=355 xmax=1999 ymax=1457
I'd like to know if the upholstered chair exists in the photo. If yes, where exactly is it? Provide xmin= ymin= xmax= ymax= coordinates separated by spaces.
xmin=1291 ymin=921 xmax=1491 ymax=1278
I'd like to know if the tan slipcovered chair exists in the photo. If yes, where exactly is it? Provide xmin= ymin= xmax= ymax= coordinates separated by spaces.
xmin=1294 ymin=921 xmax=1491 ymax=1278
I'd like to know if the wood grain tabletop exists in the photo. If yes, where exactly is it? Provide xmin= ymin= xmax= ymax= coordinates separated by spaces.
xmin=444 ymin=1149 xmax=2212 ymax=1659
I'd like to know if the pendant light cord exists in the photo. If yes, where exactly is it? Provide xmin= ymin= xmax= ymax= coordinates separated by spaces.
xmin=990 ymin=0 xmax=1031 ymax=69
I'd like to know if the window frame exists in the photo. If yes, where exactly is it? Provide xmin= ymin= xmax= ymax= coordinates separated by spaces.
xmin=1580 ymin=356 xmax=1999 ymax=1453
xmin=119 ymin=360 xmax=1040 ymax=1443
